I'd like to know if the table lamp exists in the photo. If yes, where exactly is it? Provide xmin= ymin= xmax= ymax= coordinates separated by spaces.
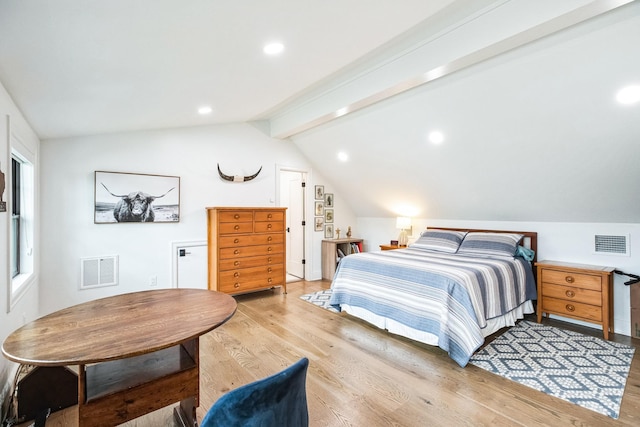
xmin=396 ymin=216 xmax=411 ymax=247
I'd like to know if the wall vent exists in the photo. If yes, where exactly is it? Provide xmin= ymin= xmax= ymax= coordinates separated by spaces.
xmin=594 ymin=234 xmax=629 ymax=256
xmin=81 ymin=255 xmax=118 ymax=289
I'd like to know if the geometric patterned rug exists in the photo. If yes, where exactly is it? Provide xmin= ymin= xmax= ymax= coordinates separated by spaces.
xmin=299 ymin=289 xmax=339 ymax=313
xmin=469 ymin=320 xmax=635 ymax=419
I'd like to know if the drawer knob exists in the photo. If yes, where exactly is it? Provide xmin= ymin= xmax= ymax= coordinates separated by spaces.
xmin=267 ymin=224 xmax=272 ymax=229
xmin=267 ymin=214 xmax=273 ymax=219
xmin=234 ymin=250 xmax=240 ymax=255
xmin=268 ymin=267 xmax=273 ymax=273
xmin=234 ymin=214 xmax=240 ymax=219
xmin=234 ymin=238 xmax=239 ymax=244
xmin=267 ymin=247 xmax=273 ymax=252
xmin=565 ymin=276 xmax=575 ymax=283
xmin=267 ymin=257 xmax=272 ymax=263
xmin=234 ymin=261 xmax=240 ymax=266
xmin=267 ymin=236 xmax=273 ymax=242
xmin=566 ymin=304 xmax=575 ymax=312
xmin=234 ymin=272 xmax=240 ymax=278
xmin=234 ymin=225 xmax=240 ymax=230
xmin=234 ymin=283 xmax=240 ymax=288
xmin=268 ymin=278 xmax=273 ymax=283
xmin=565 ymin=290 xmax=575 ymax=298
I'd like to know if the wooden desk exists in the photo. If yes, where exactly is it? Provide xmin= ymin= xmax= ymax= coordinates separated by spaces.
xmin=2 ymin=289 xmax=237 ymax=427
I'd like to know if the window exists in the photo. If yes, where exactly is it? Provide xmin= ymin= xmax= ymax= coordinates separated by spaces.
xmin=9 ymin=149 xmax=35 ymax=306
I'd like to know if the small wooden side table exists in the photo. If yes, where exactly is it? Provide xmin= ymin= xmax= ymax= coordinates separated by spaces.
xmin=379 ymin=244 xmax=406 ymax=251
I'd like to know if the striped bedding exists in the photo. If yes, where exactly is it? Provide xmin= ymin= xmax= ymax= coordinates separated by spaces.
xmin=328 ymin=248 xmax=536 ymax=367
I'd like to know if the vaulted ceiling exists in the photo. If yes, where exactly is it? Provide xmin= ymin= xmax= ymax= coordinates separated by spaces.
xmin=1 ymin=0 xmax=639 ymax=223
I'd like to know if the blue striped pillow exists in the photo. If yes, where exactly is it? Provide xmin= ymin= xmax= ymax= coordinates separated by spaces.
xmin=457 ymin=232 xmax=523 ymax=258
xmin=410 ymin=229 xmax=467 ymax=253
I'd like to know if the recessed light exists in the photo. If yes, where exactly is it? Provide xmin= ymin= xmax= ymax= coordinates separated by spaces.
xmin=263 ymin=42 xmax=284 ymax=55
xmin=337 ymin=152 xmax=349 ymax=162
xmin=428 ymin=131 xmax=444 ymax=144
xmin=616 ymin=85 xmax=640 ymax=105
xmin=198 ymin=106 xmax=213 ymax=115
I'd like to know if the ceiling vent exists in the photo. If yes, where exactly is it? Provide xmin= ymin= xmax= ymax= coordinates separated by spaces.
xmin=81 ymin=255 xmax=118 ymax=289
xmin=594 ymin=234 xmax=629 ymax=256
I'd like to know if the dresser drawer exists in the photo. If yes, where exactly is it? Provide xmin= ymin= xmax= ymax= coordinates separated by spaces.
xmin=541 ymin=269 xmax=601 ymax=291
xmin=218 ymin=254 xmax=284 ymax=271
xmin=255 ymin=211 xmax=284 ymax=222
xmin=219 ymin=244 xmax=284 ymax=259
xmin=254 ymin=221 xmax=284 ymax=233
xmin=218 ymin=211 xmax=253 ymax=222
xmin=218 ymin=222 xmax=253 ymax=235
xmin=218 ymin=266 xmax=284 ymax=293
xmin=218 ymin=233 xmax=283 ymax=248
xmin=541 ymin=283 xmax=602 ymax=306
xmin=541 ymin=296 xmax=602 ymax=322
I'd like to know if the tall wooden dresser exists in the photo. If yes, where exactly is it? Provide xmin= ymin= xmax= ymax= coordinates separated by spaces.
xmin=207 ymin=207 xmax=287 ymax=295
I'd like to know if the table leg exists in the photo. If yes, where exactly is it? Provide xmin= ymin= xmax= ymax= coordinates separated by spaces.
xmin=173 ymin=396 xmax=197 ymax=427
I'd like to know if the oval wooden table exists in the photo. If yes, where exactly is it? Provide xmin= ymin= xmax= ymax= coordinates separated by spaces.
xmin=2 ymin=289 xmax=237 ymax=427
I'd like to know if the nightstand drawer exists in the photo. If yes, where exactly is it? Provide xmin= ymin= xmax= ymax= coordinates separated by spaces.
xmin=541 ymin=283 xmax=602 ymax=306
xmin=541 ymin=296 xmax=602 ymax=322
xmin=541 ymin=269 xmax=601 ymax=291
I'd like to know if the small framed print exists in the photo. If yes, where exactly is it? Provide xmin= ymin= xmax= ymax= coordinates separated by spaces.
xmin=314 ymin=217 xmax=323 ymax=231
xmin=324 ymin=192 xmax=334 ymax=207
xmin=315 ymin=201 xmax=324 ymax=216
xmin=324 ymin=224 xmax=334 ymax=239
xmin=324 ymin=209 xmax=333 ymax=223
xmin=315 ymin=185 xmax=324 ymax=200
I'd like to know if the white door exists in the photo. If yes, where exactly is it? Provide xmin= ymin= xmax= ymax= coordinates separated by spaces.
xmin=176 ymin=243 xmax=208 ymax=289
xmin=280 ymin=170 xmax=305 ymax=279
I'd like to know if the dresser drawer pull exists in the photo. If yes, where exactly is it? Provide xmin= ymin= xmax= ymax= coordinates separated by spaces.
xmin=267 ymin=247 xmax=273 ymax=252
xmin=565 ymin=276 xmax=575 ymax=283
xmin=267 ymin=224 xmax=272 ymax=229
xmin=234 ymin=238 xmax=240 ymax=244
xmin=268 ymin=267 xmax=273 ymax=273
xmin=267 ymin=257 xmax=272 ymax=263
xmin=234 ymin=225 xmax=240 ymax=230
xmin=267 ymin=236 xmax=273 ymax=242
xmin=268 ymin=278 xmax=273 ymax=283
xmin=234 ymin=272 xmax=240 ymax=278
xmin=267 ymin=213 xmax=273 ymax=219
xmin=566 ymin=304 xmax=575 ymax=312
xmin=234 ymin=250 xmax=240 ymax=255
xmin=234 ymin=261 xmax=240 ymax=266
xmin=234 ymin=283 xmax=240 ymax=288
xmin=234 ymin=214 xmax=240 ymax=219
xmin=565 ymin=290 xmax=575 ymax=298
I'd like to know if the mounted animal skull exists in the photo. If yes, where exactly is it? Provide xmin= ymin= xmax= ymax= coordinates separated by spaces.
xmin=101 ymin=183 xmax=175 ymax=222
xmin=217 ymin=163 xmax=262 ymax=182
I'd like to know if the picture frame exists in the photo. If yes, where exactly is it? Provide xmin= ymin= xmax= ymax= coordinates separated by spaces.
xmin=324 ymin=224 xmax=334 ymax=239
xmin=324 ymin=192 xmax=334 ymax=207
xmin=324 ymin=209 xmax=333 ymax=223
xmin=314 ymin=201 xmax=324 ymax=216
xmin=94 ymin=171 xmax=180 ymax=224
xmin=315 ymin=185 xmax=324 ymax=200
xmin=314 ymin=217 xmax=323 ymax=232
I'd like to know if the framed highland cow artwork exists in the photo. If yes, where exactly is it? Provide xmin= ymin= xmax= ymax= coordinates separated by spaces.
xmin=94 ymin=171 xmax=180 ymax=224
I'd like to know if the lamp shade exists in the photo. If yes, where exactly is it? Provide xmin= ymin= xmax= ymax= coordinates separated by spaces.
xmin=396 ymin=216 xmax=411 ymax=230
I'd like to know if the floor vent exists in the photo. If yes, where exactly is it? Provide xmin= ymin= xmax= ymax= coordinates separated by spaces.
xmin=81 ymin=255 xmax=118 ymax=289
xmin=594 ymin=234 xmax=629 ymax=256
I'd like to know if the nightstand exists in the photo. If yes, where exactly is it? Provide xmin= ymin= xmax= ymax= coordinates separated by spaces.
xmin=379 ymin=244 xmax=406 ymax=251
xmin=536 ymin=260 xmax=615 ymax=339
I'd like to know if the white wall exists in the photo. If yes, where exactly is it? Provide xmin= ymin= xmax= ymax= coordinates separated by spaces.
xmin=39 ymin=123 xmax=357 ymax=316
xmin=358 ymin=217 xmax=640 ymax=336
xmin=0 ymin=81 xmax=40 ymax=415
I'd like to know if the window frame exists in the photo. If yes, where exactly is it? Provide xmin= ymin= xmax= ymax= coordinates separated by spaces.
xmin=7 ymin=127 xmax=36 ymax=312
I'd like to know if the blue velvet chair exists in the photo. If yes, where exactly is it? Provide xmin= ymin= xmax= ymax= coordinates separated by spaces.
xmin=201 ymin=357 xmax=309 ymax=427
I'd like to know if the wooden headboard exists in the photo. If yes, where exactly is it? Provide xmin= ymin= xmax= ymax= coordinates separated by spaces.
xmin=436 ymin=227 xmax=538 ymax=266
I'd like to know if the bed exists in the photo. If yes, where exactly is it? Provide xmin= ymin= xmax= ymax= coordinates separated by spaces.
xmin=328 ymin=228 xmax=538 ymax=367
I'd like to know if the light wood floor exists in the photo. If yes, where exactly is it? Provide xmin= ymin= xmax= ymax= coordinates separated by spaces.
xmin=17 ymin=280 xmax=640 ymax=426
